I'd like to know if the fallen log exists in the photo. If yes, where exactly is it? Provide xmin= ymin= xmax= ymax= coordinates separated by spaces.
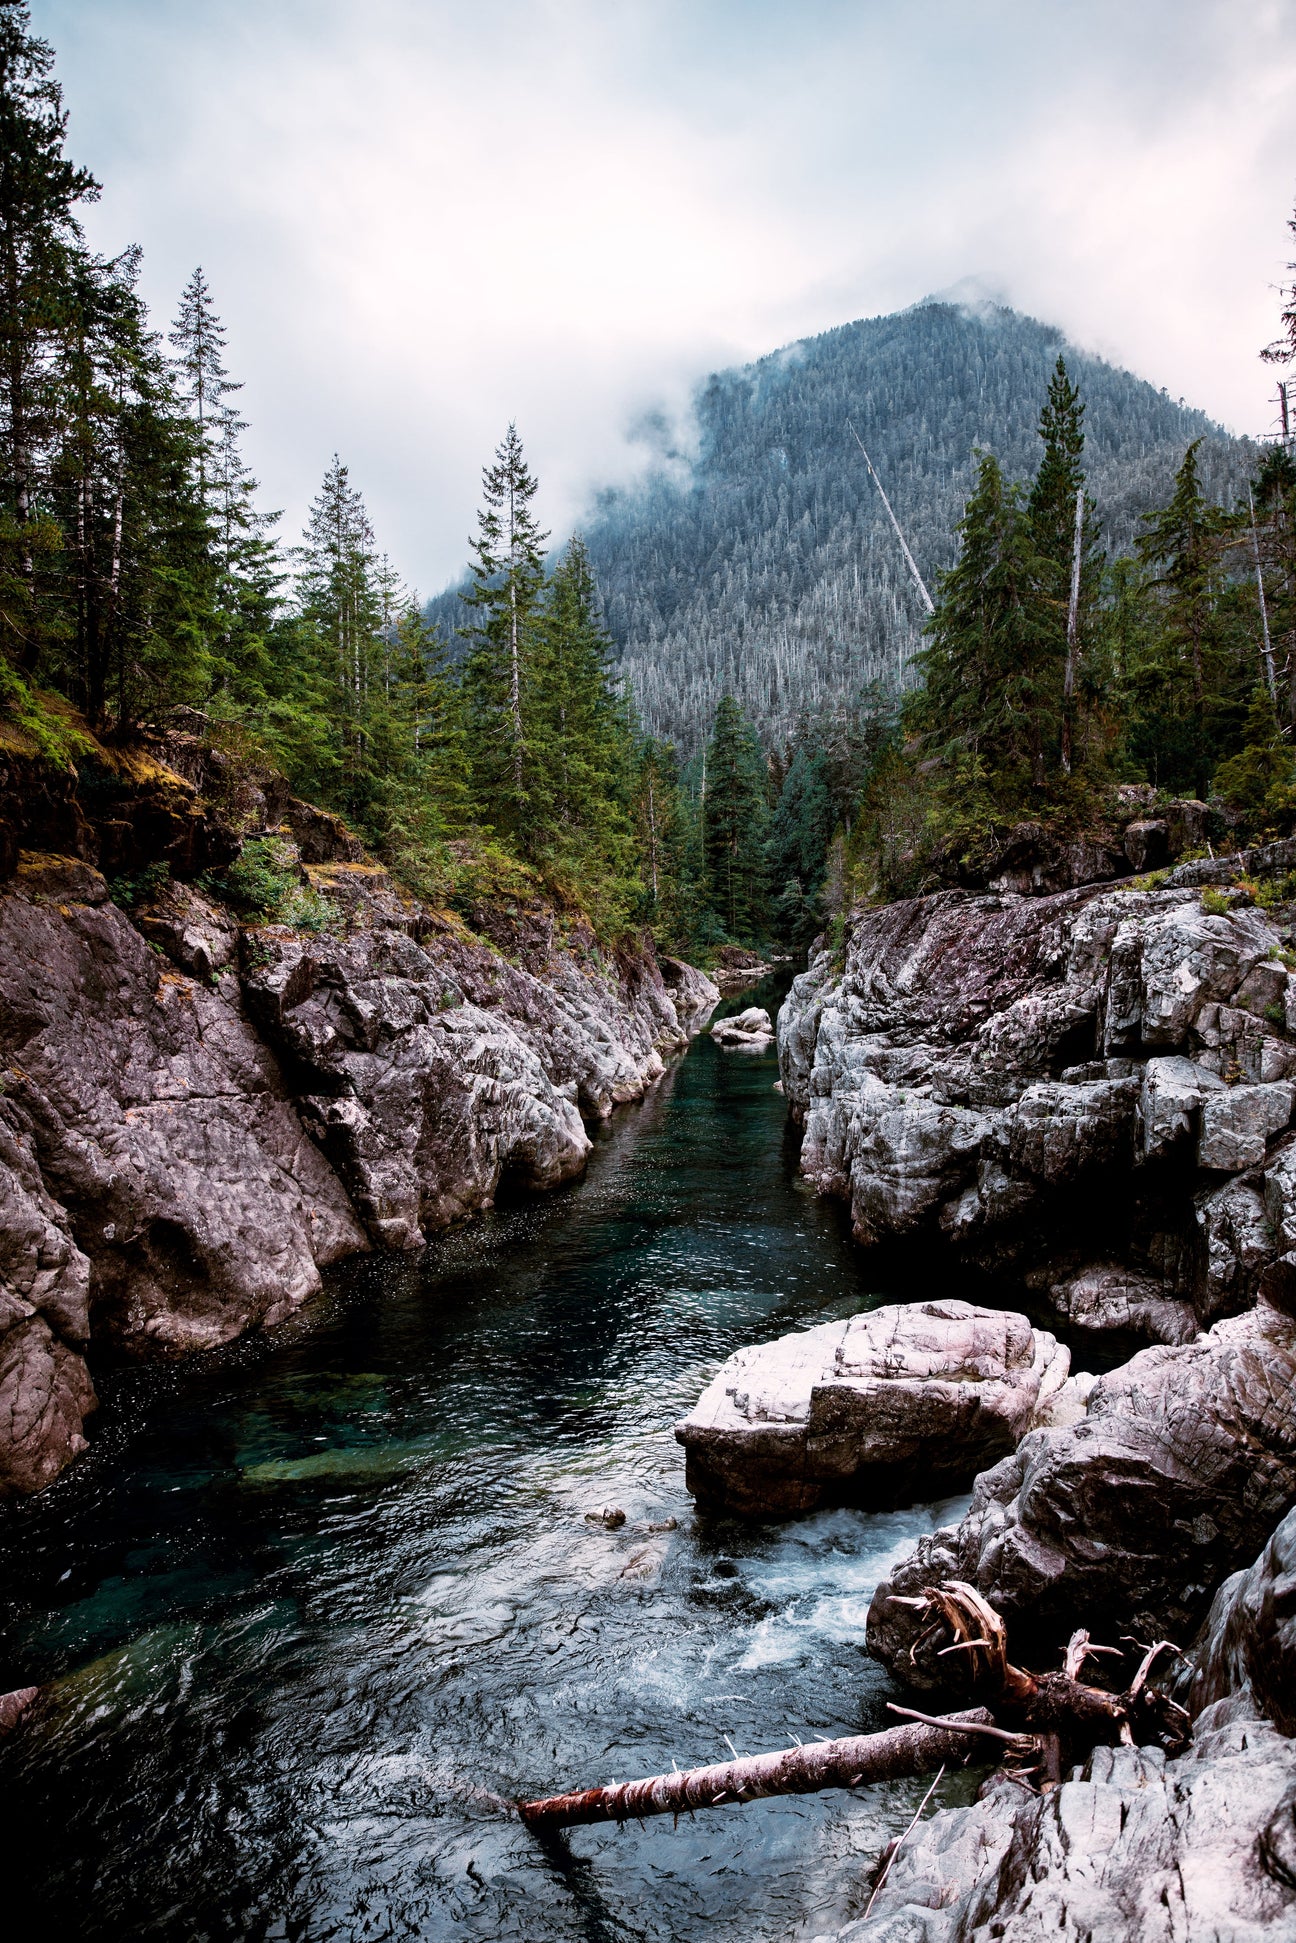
xmin=518 ymin=1580 xmax=1189 ymax=1834
xmin=518 ymin=1707 xmax=1020 ymax=1831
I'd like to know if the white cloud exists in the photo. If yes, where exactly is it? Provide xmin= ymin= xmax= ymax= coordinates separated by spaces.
xmin=33 ymin=0 xmax=1296 ymax=591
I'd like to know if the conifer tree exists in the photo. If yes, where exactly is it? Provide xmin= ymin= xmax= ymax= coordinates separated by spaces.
xmin=911 ymin=452 xmax=1051 ymax=801
xmin=169 ymin=267 xmax=237 ymax=501
xmin=532 ymin=533 xmax=632 ymax=844
xmin=1135 ymin=440 xmax=1223 ymax=798
xmin=294 ymin=455 xmax=381 ymax=805
xmin=0 ymin=0 xmax=100 ymax=671
xmin=1028 ymin=358 xmax=1103 ymax=772
xmin=702 ymin=694 xmax=769 ymax=937
xmin=459 ymin=424 xmax=547 ymax=834
xmin=766 ymin=741 xmax=833 ymax=943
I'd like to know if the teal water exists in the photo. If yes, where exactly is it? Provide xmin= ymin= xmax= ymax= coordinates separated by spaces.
xmin=0 ymin=977 xmax=971 ymax=1941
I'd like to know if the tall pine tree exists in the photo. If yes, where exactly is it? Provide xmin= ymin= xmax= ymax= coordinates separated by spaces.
xmin=702 ymin=694 xmax=769 ymax=938
xmin=459 ymin=423 xmax=547 ymax=836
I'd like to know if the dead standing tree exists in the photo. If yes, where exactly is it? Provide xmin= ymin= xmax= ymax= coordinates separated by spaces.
xmin=518 ymin=1581 xmax=1189 ymax=1832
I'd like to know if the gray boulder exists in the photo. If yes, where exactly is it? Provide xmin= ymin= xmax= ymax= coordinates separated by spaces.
xmin=866 ymin=1302 xmax=1296 ymax=1685
xmin=825 ymin=1700 xmax=1296 ymax=1943
xmin=1187 ymin=1504 xmax=1296 ymax=1732
xmin=710 ymin=1006 xmax=774 ymax=1047
xmin=0 ymin=870 xmax=368 ymax=1357
xmin=675 ymin=1299 xmax=1072 ymax=1516
xmin=1198 ymin=1081 xmax=1294 ymax=1171
xmin=1044 ymin=1262 xmax=1198 ymax=1347
xmin=0 ymin=1101 xmax=96 ymax=1497
xmin=778 ymin=882 xmax=1296 ymax=1319
xmin=134 ymin=878 xmax=238 ymax=978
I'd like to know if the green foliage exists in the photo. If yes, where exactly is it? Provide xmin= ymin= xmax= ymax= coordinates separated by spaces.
xmin=219 ymin=838 xmax=301 ymax=919
xmin=107 ymin=859 xmax=169 ymax=909
xmin=702 ymin=695 xmax=769 ymax=939
xmin=1200 ymin=888 xmax=1232 ymax=917
xmin=0 ymin=662 xmax=93 ymax=764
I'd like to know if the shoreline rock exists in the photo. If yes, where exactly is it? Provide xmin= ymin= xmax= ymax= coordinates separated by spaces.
xmin=0 ymin=800 xmax=714 ymax=1498
xmin=778 ymin=883 xmax=1296 ymax=1336
xmin=865 ymin=1300 xmax=1296 ymax=1683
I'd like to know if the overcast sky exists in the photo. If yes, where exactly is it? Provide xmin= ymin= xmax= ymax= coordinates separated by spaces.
xmin=33 ymin=0 xmax=1296 ymax=594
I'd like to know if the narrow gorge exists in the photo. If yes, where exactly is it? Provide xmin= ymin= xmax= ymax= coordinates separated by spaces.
xmin=4 ymin=736 xmax=1296 ymax=1939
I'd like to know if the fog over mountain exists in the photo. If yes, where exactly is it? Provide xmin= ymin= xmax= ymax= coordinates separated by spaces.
xmin=547 ymin=300 xmax=1247 ymax=755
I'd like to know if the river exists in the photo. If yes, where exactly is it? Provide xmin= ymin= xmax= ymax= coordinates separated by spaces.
xmin=0 ymin=975 xmax=974 ymax=1941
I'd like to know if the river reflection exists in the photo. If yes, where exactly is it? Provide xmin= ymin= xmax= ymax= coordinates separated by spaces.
xmin=0 ymin=976 xmax=973 ymax=1941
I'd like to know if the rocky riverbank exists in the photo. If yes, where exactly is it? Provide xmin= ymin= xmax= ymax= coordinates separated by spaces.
xmin=763 ymin=870 xmax=1296 ymax=1938
xmin=0 ymin=725 xmax=716 ymax=1502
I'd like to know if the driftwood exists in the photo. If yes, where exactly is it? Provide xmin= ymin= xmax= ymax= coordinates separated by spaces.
xmin=518 ymin=1580 xmax=1190 ymax=1833
xmin=519 ymin=1708 xmax=1015 ymax=1831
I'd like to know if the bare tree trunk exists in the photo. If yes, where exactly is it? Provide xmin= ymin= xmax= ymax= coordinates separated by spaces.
xmin=519 ymin=1709 xmax=1002 ymax=1831
xmin=648 ymin=778 xmax=658 ymax=898
xmin=509 ymin=579 xmax=524 ymax=794
xmin=1250 ymin=487 xmax=1278 ymax=703
xmin=1061 ymin=486 xmax=1084 ymax=774
xmin=517 ymin=1582 xmax=1189 ymax=1836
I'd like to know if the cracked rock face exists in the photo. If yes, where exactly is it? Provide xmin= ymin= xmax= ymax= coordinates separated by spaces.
xmin=866 ymin=1302 xmax=1296 ymax=1682
xmin=241 ymin=907 xmax=712 ymax=1247
xmin=675 ymin=1299 xmax=1072 ymax=1515
xmin=0 ymin=1100 xmax=96 ymax=1497
xmin=1188 ymin=1503 xmax=1296 ymax=1733
xmin=779 ymin=884 xmax=1296 ymax=1332
xmin=0 ymin=871 xmax=368 ymax=1365
xmin=825 ymin=1698 xmax=1296 ymax=1943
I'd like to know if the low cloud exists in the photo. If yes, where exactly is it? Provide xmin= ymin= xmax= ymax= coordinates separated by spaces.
xmin=36 ymin=0 xmax=1296 ymax=591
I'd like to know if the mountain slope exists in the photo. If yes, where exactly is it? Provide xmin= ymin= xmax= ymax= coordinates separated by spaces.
xmin=578 ymin=301 xmax=1251 ymax=754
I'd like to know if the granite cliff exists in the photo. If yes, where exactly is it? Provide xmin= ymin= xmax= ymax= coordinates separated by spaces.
xmin=0 ymin=721 xmax=716 ymax=1500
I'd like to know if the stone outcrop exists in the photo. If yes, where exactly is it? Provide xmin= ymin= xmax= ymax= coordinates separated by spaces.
xmin=825 ymin=1503 xmax=1296 ymax=1943
xmin=709 ymin=1006 xmax=774 ymax=1048
xmin=1037 ymin=1262 xmax=1198 ymax=1349
xmin=0 ymin=862 xmax=368 ymax=1368
xmin=779 ymin=882 xmax=1296 ymax=1335
xmin=675 ymin=1300 xmax=1073 ymax=1515
xmin=240 ymin=877 xmax=713 ymax=1247
xmin=865 ymin=1301 xmax=1296 ymax=1682
xmin=0 ymin=735 xmax=715 ymax=1499
xmin=1188 ymin=1504 xmax=1296 ymax=1733
xmin=823 ymin=1696 xmax=1296 ymax=1942
xmin=0 ymin=1100 xmax=96 ymax=1497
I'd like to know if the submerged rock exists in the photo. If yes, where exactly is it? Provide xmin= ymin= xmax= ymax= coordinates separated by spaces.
xmin=675 ymin=1299 xmax=1072 ymax=1516
xmin=866 ymin=1301 xmax=1296 ymax=1684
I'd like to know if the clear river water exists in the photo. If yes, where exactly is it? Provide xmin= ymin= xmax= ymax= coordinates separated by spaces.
xmin=0 ymin=976 xmax=974 ymax=1942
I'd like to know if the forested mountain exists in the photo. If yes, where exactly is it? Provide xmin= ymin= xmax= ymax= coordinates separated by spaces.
xmin=570 ymin=302 xmax=1252 ymax=753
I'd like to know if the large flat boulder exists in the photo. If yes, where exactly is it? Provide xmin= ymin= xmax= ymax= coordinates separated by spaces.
xmin=866 ymin=1302 xmax=1296 ymax=1685
xmin=675 ymin=1299 xmax=1072 ymax=1516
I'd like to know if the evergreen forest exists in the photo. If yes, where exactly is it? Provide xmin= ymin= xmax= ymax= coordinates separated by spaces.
xmin=3 ymin=0 xmax=1296 ymax=969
